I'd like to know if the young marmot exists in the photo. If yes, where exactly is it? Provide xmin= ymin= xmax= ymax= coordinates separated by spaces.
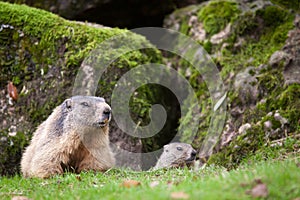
xmin=154 ymin=142 xmax=197 ymax=170
xmin=21 ymin=96 xmax=115 ymax=178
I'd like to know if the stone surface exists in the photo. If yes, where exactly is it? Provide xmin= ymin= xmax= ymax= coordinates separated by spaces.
xmin=234 ymin=67 xmax=259 ymax=106
xmin=210 ymin=23 xmax=231 ymax=44
xmin=282 ymin=29 xmax=300 ymax=85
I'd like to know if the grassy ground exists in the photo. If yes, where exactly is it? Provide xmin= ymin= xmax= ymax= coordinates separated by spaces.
xmin=0 ymin=157 xmax=299 ymax=200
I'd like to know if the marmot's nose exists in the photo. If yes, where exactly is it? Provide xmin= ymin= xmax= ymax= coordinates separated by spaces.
xmin=103 ymin=108 xmax=111 ymax=120
xmin=191 ymin=150 xmax=197 ymax=158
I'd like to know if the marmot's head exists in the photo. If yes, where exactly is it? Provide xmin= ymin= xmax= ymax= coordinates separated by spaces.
xmin=64 ymin=96 xmax=111 ymax=129
xmin=163 ymin=142 xmax=197 ymax=167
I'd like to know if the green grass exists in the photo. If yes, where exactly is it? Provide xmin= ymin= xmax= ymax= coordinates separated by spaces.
xmin=1 ymin=158 xmax=300 ymax=200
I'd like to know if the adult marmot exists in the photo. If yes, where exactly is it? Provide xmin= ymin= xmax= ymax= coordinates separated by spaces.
xmin=154 ymin=142 xmax=197 ymax=169
xmin=21 ymin=96 xmax=115 ymax=178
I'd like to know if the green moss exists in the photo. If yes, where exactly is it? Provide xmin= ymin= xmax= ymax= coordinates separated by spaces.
xmin=197 ymin=0 xmax=240 ymax=36
xmin=0 ymin=2 xmax=118 ymax=88
xmin=256 ymin=84 xmax=300 ymax=131
xmin=179 ymin=16 xmax=190 ymax=35
xmin=277 ymin=84 xmax=300 ymax=108
xmin=257 ymin=68 xmax=284 ymax=97
xmin=233 ymin=5 xmax=293 ymax=40
xmin=220 ymin=4 xmax=294 ymax=78
xmin=0 ymin=130 xmax=28 ymax=176
xmin=0 ymin=2 xmax=64 ymax=37
xmin=271 ymin=0 xmax=300 ymax=13
xmin=0 ymin=1 xmax=161 ymax=99
xmin=1 ymin=1 xmax=157 ymax=79
xmin=276 ymin=85 xmax=300 ymax=130
xmin=262 ymin=115 xmax=282 ymax=130
xmin=209 ymin=82 xmax=300 ymax=168
xmin=203 ymin=40 xmax=212 ymax=54
xmin=234 ymin=11 xmax=258 ymax=37
xmin=208 ymin=124 xmax=265 ymax=169
xmin=257 ymin=5 xmax=292 ymax=27
xmin=240 ymin=137 xmax=300 ymax=165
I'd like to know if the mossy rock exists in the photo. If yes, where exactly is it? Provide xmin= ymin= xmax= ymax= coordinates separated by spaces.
xmin=210 ymin=54 xmax=299 ymax=168
xmin=271 ymin=0 xmax=300 ymax=13
xmin=197 ymin=0 xmax=240 ymax=36
xmin=164 ymin=0 xmax=298 ymax=167
xmin=209 ymin=84 xmax=300 ymax=168
xmin=0 ymin=2 xmax=163 ymax=175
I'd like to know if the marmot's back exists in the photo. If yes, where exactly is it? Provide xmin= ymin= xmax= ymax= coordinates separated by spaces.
xmin=21 ymin=96 xmax=115 ymax=178
xmin=154 ymin=142 xmax=197 ymax=169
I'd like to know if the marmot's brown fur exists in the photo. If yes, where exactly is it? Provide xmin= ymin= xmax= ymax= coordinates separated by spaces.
xmin=154 ymin=142 xmax=197 ymax=169
xmin=21 ymin=96 xmax=115 ymax=178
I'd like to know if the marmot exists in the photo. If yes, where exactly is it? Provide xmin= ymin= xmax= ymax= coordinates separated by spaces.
xmin=21 ymin=96 xmax=115 ymax=178
xmin=154 ymin=142 xmax=197 ymax=170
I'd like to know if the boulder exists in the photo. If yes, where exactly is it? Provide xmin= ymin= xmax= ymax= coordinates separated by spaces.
xmin=164 ymin=0 xmax=300 ymax=168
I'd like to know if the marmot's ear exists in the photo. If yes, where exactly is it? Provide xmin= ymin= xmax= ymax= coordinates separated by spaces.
xmin=98 ymin=97 xmax=105 ymax=102
xmin=65 ymin=99 xmax=72 ymax=110
xmin=163 ymin=144 xmax=169 ymax=151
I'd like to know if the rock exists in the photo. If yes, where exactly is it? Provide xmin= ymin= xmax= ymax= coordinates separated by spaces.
xmin=238 ymin=123 xmax=251 ymax=134
xmin=263 ymin=120 xmax=272 ymax=130
xmin=8 ymin=125 xmax=17 ymax=137
xmin=219 ymin=122 xmax=237 ymax=149
xmin=268 ymin=50 xmax=291 ymax=67
xmin=282 ymin=29 xmax=300 ymax=85
xmin=263 ymin=111 xmax=289 ymax=139
xmin=233 ymin=37 xmax=245 ymax=50
xmin=280 ymin=16 xmax=300 ymax=85
xmin=188 ymin=15 xmax=206 ymax=41
xmin=294 ymin=14 xmax=300 ymax=29
xmin=164 ymin=0 xmax=240 ymax=45
xmin=274 ymin=111 xmax=288 ymax=126
xmin=210 ymin=23 xmax=231 ymax=44
xmin=234 ymin=67 xmax=259 ymax=106
xmin=164 ymin=4 xmax=202 ymax=34
xmin=11 ymin=196 xmax=30 ymax=200
xmin=247 ymin=183 xmax=269 ymax=198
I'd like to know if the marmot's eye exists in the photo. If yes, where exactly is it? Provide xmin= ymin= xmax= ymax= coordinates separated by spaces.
xmin=103 ymin=110 xmax=111 ymax=116
xmin=176 ymin=147 xmax=183 ymax=151
xmin=81 ymin=102 xmax=89 ymax=107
